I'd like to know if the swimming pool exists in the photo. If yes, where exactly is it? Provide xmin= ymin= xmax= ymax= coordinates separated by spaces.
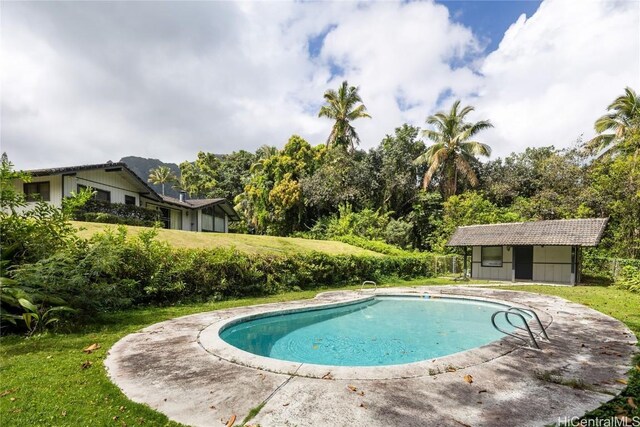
xmin=219 ymin=296 xmax=519 ymax=366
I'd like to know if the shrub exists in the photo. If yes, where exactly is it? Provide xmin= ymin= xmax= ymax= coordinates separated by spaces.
xmin=384 ymin=219 xmax=413 ymax=249
xmin=80 ymin=212 xmax=158 ymax=227
xmin=12 ymin=227 xmax=437 ymax=318
xmin=614 ymin=265 xmax=640 ymax=293
xmin=74 ymin=199 xmax=160 ymax=225
xmin=332 ymin=235 xmax=411 ymax=256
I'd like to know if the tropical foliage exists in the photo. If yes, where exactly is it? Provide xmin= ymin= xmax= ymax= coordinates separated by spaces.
xmin=587 ymin=87 xmax=640 ymax=157
xmin=318 ymin=80 xmax=371 ymax=150
xmin=147 ymin=165 xmax=177 ymax=195
xmin=414 ymin=100 xmax=493 ymax=199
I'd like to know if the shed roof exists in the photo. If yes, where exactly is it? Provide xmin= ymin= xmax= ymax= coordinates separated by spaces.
xmin=447 ymin=218 xmax=608 ymax=247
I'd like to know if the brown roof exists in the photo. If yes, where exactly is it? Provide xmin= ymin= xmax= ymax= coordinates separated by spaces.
xmin=447 ymin=218 xmax=608 ymax=247
xmin=25 ymin=162 xmax=161 ymax=201
xmin=22 ymin=162 xmax=240 ymax=220
xmin=159 ymin=195 xmax=240 ymax=221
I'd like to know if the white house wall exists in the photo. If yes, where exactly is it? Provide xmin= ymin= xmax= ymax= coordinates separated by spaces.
xmin=66 ymin=170 xmax=144 ymax=205
xmin=12 ymin=175 xmax=63 ymax=209
xmin=202 ymin=213 xmax=214 ymax=231
xmin=141 ymin=197 xmax=190 ymax=231
xmin=214 ymin=215 xmax=225 ymax=232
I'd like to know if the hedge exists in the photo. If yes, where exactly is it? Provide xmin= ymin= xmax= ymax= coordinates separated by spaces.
xmin=13 ymin=227 xmax=437 ymax=315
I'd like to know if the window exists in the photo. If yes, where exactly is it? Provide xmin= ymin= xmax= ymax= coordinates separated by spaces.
xmin=24 ymin=182 xmax=50 ymax=202
xmin=78 ymin=184 xmax=111 ymax=203
xmin=481 ymin=246 xmax=503 ymax=267
xmin=124 ymin=195 xmax=136 ymax=206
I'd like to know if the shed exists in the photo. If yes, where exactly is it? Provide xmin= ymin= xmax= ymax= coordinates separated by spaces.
xmin=447 ymin=218 xmax=608 ymax=285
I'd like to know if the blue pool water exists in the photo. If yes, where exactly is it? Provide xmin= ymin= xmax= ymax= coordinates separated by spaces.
xmin=220 ymin=296 xmax=516 ymax=366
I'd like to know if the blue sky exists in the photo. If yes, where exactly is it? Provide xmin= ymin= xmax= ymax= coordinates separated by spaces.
xmin=438 ymin=1 xmax=542 ymax=53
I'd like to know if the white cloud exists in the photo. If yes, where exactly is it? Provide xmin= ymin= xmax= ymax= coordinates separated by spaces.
xmin=469 ymin=0 xmax=640 ymax=157
xmin=1 ymin=0 xmax=638 ymax=169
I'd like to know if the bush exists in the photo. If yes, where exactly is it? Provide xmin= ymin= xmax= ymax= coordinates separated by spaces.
xmin=80 ymin=212 xmax=158 ymax=227
xmin=332 ymin=235 xmax=411 ymax=256
xmin=384 ymin=219 xmax=413 ymax=249
xmin=74 ymin=199 xmax=160 ymax=225
xmin=614 ymin=265 xmax=640 ymax=293
xmin=12 ymin=227 xmax=437 ymax=317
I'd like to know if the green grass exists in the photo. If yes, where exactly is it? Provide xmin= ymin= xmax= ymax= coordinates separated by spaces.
xmin=1 ymin=282 xmax=638 ymax=426
xmin=71 ymin=221 xmax=382 ymax=256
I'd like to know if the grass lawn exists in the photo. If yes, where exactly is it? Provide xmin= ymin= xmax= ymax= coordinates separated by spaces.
xmin=71 ymin=221 xmax=382 ymax=256
xmin=1 ymin=281 xmax=638 ymax=426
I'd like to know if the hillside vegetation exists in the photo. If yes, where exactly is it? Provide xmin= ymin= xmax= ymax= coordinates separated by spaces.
xmin=71 ymin=221 xmax=382 ymax=256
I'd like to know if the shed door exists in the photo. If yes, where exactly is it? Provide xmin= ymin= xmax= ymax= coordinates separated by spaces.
xmin=514 ymin=246 xmax=533 ymax=280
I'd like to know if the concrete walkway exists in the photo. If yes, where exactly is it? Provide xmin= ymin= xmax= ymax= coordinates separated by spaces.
xmin=105 ymin=287 xmax=637 ymax=427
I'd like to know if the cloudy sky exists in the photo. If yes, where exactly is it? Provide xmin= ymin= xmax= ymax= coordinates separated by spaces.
xmin=2 ymin=0 xmax=639 ymax=169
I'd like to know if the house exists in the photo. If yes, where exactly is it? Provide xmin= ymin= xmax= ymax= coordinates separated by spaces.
xmin=447 ymin=218 xmax=608 ymax=285
xmin=14 ymin=162 xmax=240 ymax=232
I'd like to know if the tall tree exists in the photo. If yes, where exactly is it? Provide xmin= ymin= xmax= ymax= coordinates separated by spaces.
xmin=318 ymin=81 xmax=371 ymax=150
xmin=147 ymin=166 xmax=176 ymax=196
xmin=587 ymin=87 xmax=640 ymax=157
xmin=414 ymin=100 xmax=493 ymax=199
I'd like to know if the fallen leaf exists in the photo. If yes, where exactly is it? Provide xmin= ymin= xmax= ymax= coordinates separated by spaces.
xmin=282 ymin=403 xmax=290 ymax=407
xmin=61 ymin=411 xmax=67 ymax=417
xmin=464 ymin=375 xmax=473 ymax=384
xmin=628 ymin=397 xmax=637 ymax=410
xmin=359 ymin=403 xmax=366 ymax=408
xmin=347 ymin=385 xmax=357 ymax=392
xmin=615 ymin=379 xmax=628 ymax=385
xmin=225 ymin=414 xmax=236 ymax=427
xmin=358 ymin=391 xmax=365 ymax=396
xmin=10 ymin=397 xmax=16 ymax=402
xmin=446 ymin=366 xmax=457 ymax=372
xmin=0 ymin=389 xmax=16 ymax=398
xmin=83 ymin=343 xmax=101 ymax=354
xmin=478 ymin=389 xmax=487 ymax=394
xmin=321 ymin=372 xmax=333 ymax=380
xmin=119 ymin=406 xmax=125 ymax=412
xmin=81 ymin=360 xmax=93 ymax=369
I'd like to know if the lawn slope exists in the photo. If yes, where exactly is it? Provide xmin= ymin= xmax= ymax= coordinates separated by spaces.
xmin=71 ymin=221 xmax=382 ymax=256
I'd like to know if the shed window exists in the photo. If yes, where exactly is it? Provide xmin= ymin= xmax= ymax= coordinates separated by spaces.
xmin=124 ymin=195 xmax=136 ymax=206
xmin=481 ymin=246 xmax=503 ymax=267
xmin=24 ymin=182 xmax=50 ymax=202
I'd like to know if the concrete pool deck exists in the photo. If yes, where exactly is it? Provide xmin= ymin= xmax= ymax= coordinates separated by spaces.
xmin=105 ymin=287 xmax=638 ymax=427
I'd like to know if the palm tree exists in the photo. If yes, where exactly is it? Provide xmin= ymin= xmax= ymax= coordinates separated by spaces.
xmin=148 ymin=166 xmax=176 ymax=196
xmin=587 ymin=87 xmax=640 ymax=157
xmin=414 ymin=100 xmax=493 ymax=199
xmin=318 ymin=81 xmax=371 ymax=150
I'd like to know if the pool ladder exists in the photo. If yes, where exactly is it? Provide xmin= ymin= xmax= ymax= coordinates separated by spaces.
xmin=360 ymin=280 xmax=377 ymax=292
xmin=491 ymin=307 xmax=550 ymax=349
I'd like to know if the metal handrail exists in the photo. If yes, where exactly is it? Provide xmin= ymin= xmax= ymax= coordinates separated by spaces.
xmin=491 ymin=311 xmax=540 ymax=349
xmin=506 ymin=307 xmax=550 ymax=341
xmin=361 ymin=280 xmax=377 ymax=292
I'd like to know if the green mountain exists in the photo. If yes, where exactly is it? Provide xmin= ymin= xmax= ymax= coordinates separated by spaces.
xmin=119 ymin=156 xmax=181 ymax=198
